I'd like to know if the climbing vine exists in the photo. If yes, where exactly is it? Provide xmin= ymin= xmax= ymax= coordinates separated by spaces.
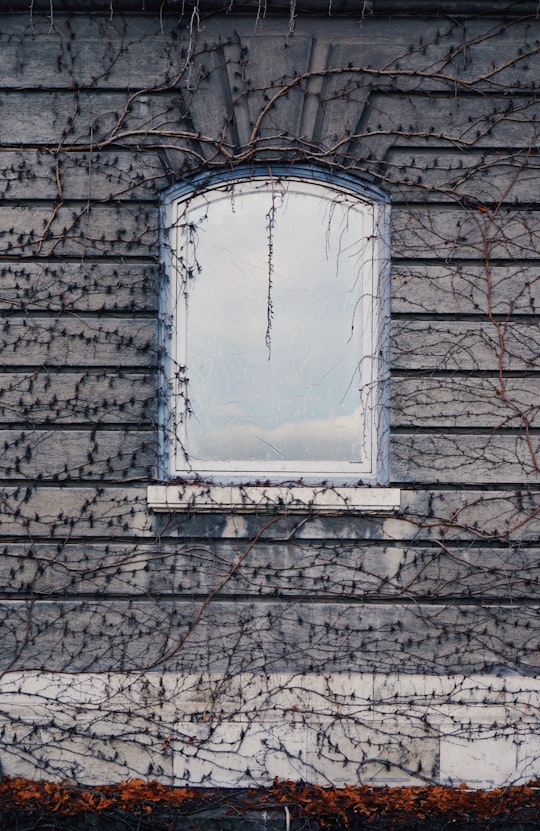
xmin=0 ymin=0 xmax=539 ymax=802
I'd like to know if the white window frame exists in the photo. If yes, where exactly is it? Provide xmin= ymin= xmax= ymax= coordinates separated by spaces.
xmin=149 ymin=166 xmax=398 ymax=514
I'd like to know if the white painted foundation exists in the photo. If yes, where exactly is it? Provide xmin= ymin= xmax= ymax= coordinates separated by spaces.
xmin=1 ymin=671 xmax=539 ymax=787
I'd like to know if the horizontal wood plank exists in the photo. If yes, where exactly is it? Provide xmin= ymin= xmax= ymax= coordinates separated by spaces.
xmin=392 ymin=205 xmax=540 ymax=260
xmin=392 ymin=434 xmax=540 ymax=485
xmin=0 ymin=261 xmax=157 ymax=312
xmin=391 ymin=376 xmax=540 ymax=429
xmin=0 ymin=203 xmax=158 ymax=257
xmin=0 ymin=15 xmax=185 ymax=89
xmin=0 ymin=371 xmax=156 ymax=424
xmin=392 ymin=264 xmax=540 ymax=316
xmin=0 ymin=598 xmax=539 ymax=674
xmin=0 ymin=487 xmax=537 ymax=542
xmin=363 ymin=93 xmax=540 ymax=151
xmin=1 ymin=17 xmax=538 ymax=96
xmin=0 ymin=486 xmax=152 ymax=538
xmin=390 ymin=376 xmax=540 ymax=429
xmin=391 ymin=320 xmax=540 ymax=371
xmin=0 ymin=90 xmax=195 ymax=147
xmin=1 ymin=89 xmax=538 ymax=154
xmin=384 ymin=150 xmax=540 ymax=205
xmin=0 ymin=429 xmax=156 ymax=481
xmin=2 ymin=540 xmax=540 ymax=600
xmin=0 ymin=318 xmax=156 ymax=367
xmin=0 ymin=149 xmax=169 ymax=201
xmin=3 ymin=146 xmax=540 ymax=207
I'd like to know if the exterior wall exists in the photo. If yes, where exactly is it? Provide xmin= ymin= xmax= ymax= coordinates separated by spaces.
xmin=0 ymin=0 xmax=539 ymax=788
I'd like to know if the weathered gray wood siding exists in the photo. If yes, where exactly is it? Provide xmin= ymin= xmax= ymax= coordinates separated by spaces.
xmin=0 ymin=0 xmax=539 ymax=785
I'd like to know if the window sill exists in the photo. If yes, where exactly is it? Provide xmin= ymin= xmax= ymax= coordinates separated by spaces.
xmin=147 ymin=484 xmax=401 ymax=514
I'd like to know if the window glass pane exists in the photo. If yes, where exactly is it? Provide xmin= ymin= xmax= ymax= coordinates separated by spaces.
xmin=174 ymin=178 xmax=375 ymax=470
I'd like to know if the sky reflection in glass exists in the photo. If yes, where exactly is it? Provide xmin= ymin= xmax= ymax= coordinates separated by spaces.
xmin=174 ymin=178 xmax=376 ymax=472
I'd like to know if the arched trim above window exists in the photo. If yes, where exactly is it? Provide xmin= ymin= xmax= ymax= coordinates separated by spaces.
xmin=149 ymin=166 xmax=399 ymax=512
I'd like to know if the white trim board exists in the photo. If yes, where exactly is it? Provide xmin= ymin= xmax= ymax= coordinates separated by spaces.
xmin=147 ymin=484 xmax=401 ymax=513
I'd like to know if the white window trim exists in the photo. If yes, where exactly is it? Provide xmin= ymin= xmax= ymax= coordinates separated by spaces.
xmin=147 ymin=484 xmax=400 ymax=513
xmin=154 ymin=166 xmax=396 ymax=512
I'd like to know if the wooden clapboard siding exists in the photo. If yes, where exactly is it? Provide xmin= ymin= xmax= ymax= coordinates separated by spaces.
xmin=0 ymin=372 xmax=155 ymax=424
xmin=0 ymin=16 xmax=186 ymax=89
xmin=0 ymin=486 xmax=153 ymax=539
xmin=0 ymin=429 xmax=156 ymax=481
xmin=0 ymin=3 xmax=539 ymax=724
xmin=0 ymin=17 xmax=490 ymax=88
xmin=0 ymin=150 xmax=170 ymax=201
xmin=0 ymin=598 xmax=539 ymax=674
xmin=2 ymin=90 xmax=539 ymax=152
xmin=0 ymin=318 xmax=156 ymax=367
xmin=383 ymin=150 xmax=540 ymax=204
xmin=0 ymin=203 xmax=158 ymax=257
xmin=392 ymin=206 xmax=540 ymax=260
xmin=0 ymin=90 xmax=195 ymax=147
xmin=391 ymin=377 xmax=540 ymax=428
xmin=0 ymin=262 xmax=157 ymax=312
xmin=392 ymin=320 xmax=540 ymax=371
xmin=392 ymin=264 xmax=540 ymax=316
xmin=0 ymin=487 xmax=537 ymax=542
xmin=1 ymin=541 xmax=539 ymax=600
xmin=358 ymin=93 xmax=540 ymax=148
xmin=392 ymin=434 xmax=540 ymax=485
xmin=1 ymin=16 xmax=539 ymax=94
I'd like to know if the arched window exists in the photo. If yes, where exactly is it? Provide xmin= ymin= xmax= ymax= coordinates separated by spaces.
xmin=159 ymin=167 xmax=390 ymax=488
